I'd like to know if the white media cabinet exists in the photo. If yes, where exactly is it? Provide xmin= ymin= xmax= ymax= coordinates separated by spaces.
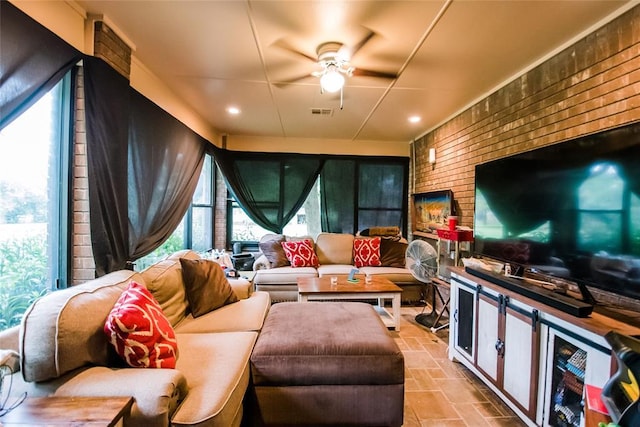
xmin=448 ymin=267 xmax=640 ymax=427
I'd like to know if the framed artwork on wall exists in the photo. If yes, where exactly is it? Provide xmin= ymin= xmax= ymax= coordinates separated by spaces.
xmin=413 ymin=190 xmax=454 ymax=232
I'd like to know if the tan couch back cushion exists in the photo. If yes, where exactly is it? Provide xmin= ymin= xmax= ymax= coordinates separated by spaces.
xmin=20 ymin=270 xmax=141 ymax=382
xmin=315 ymin=233 xmax=354 ymax=265
xmin=141 ymin=250 xmax=200 ymax=326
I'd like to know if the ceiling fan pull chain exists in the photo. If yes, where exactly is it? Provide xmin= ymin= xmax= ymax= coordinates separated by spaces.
xmin=340 ymin=86 xmax=344 ymax=110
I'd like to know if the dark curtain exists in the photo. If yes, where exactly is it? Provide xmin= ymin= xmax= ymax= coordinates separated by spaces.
xmin=85 ymin=57 xmax=207 ymax=275
xmin=321 ymin=158 xmax=408 ymax=235
xmin=84 ymin=57 xmax=131 ymax=276
xmin=357 ymin=163 xmax=407 ymax=231
xmin=128 ymin=89 xmax=206 ymax=260
xmin=211 ymin=146 xmax=324 ymax=234
xmin=321 ymin=159 xmax=356 ymax=233
xmin=0 ymin=1 xmax=82 ymax=130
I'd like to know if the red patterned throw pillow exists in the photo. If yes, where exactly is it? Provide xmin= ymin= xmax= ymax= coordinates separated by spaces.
xmin=281 ymin=239 xmax=319 ymax=268
xmin=104 ymin=281 xmax=178 ymax=369
xmin=353 ymin=237 xmax=382 ymax=268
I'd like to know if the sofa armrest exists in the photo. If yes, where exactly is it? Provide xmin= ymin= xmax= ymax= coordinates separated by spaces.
xmin=253 ymin=254 xmax=270 ymax=271
xmin=228 ymin=277 xmax=252 ymax=299
xmin=55 ymin=366 xmax=188 ymax=427
xmin=0 ymin=325 xmax=19 ymax=352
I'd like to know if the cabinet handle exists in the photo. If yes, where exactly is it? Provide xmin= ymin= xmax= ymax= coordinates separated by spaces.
xmin=495 ymin=339 xmax=505 ymax=357
xmin=454 ymin=308 xmax=458 ymax=322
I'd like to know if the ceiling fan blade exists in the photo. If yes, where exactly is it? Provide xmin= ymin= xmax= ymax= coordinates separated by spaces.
xmin=272 ymin=39 xmax=317 ymax=62
xmin=352 ymin=68 xmax=398 ymax=79
xmin=273 ymin=73 xmax=316 ymax=87
xmin=344 ymin=28 xmax=376 ymax=59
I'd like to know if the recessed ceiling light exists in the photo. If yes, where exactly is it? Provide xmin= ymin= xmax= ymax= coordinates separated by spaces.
xmin=227 ymin=106 xmax=241 ymax=115
xmin=408 ymin=116 xmax=421 ymax=123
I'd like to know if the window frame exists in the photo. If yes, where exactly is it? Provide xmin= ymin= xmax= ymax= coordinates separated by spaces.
xmin=57 ymin=71 xmax=75 ymax=290
xmin=184 ymin=153 xmax=215 ymax=251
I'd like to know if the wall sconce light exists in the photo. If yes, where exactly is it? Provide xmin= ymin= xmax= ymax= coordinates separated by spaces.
xmin=428 ymin=148 xmax=436 ymax=164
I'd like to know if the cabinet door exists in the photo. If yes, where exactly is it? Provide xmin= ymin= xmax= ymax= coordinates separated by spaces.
xmin=503 ymin=306 xmax=538 ymax=418
xmin=476 ymin=294 xmax=500 ymax=383
xmin=453 ymin=282 xmax=476 ymax=362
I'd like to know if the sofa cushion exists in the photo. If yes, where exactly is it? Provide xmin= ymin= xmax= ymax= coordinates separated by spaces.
xmin=317 ymin=265 xmax=357 ymax=276
xmin=359 ymin=266 xmax=421 ymax=284
xmin=104 ymin=281 xmax=179 ymax=369
xmin=171 ymin=331 xmax=258 ymax=427
xmin=179 ymin=258 xmax=239 ymax=317
xmin=359 ymin=226 xmax=400 ymax=237
xmin=141 ymin=251 xmax=200 ymax=327
xmin=353 ymin=237 xmax=382 ymax=268
xmin=175 ymin=291 xmax=271 ymax=334
xmin=20 ymin=270 xmax=141 ymax=382
xmin=315 ymin=233 xmax=354 ymax=265
xmin=281 ymin=239 xmax=319 ymax=268
xmin=380 ymin=239 xmax=408 ymax=268
xmin=254 ymin=267 xmax=318 ymax=285
xmin=259 ymin=234 xmax=289 ymax=268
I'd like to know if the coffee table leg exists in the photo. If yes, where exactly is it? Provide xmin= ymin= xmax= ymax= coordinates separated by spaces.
xmin=392 ymin=293 xmax=401 ymax=331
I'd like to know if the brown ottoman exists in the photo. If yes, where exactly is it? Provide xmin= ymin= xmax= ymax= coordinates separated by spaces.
xmin=249 ymin=302 xmax=404 ymax=426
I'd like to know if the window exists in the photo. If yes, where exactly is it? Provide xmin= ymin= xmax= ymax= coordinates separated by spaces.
xmin=357 ymin=163 xmax=405 ymax=231
xmin=0 ymin=75 xmax=72 ymax=330
xmin=227 ymin=156 xmax=409 ymax=243
xmin=228 ymin=178 xmax=321 ymax=244
xmin=135 ymin=154 xmax=215 ymax=270
xmin=187 ymin=154 xmax=214 ymax=252
xmin=320 ymin=158 xmax=409 ymax=235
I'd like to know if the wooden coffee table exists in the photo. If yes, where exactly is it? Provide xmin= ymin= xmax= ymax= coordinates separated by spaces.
xmin=297 ymin=276 xmax=402 ymax=331
xmin=0 ymin=396 xmax=133 ymax=426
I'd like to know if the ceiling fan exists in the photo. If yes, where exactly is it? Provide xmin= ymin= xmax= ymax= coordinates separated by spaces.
xmin=274 ymin=30 xmax=398 ymax=108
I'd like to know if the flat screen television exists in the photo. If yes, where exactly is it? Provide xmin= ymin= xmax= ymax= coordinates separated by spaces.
xmin=473 ymin=122 xmax=640 ymax=302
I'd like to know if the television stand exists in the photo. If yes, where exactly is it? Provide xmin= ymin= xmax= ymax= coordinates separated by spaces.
xmin=449 ymin=267 xmax=640 ymax=427
xmin=464 ymin=266 xmax=593 ymax=317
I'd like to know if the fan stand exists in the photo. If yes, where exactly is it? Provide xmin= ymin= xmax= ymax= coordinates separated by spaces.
xmin=415 ymin=279 xmax=450 ymax=333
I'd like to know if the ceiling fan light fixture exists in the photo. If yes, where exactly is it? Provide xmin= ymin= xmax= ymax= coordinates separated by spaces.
xmin=320 ymin=67 xmax=345 ymax=93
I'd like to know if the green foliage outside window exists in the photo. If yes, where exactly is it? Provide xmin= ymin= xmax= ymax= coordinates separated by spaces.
xmin=134 ymin=231 xmax=184 ymax=272
xmin=0 ymin=235 xmax=50 ymax=330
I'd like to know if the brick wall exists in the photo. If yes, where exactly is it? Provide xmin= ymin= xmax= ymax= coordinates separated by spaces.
xmin=411 ymin=5 xmax=640 ymax=230
xmin=411 ymin=6 xmax=640 ymax=309
xmin=71 ymin=67 xmax=96 ymax=284
xmin=214 ymin=166 xmax=228 ymax=250
xmin=93 ymin=21 xmax=131 ymax=79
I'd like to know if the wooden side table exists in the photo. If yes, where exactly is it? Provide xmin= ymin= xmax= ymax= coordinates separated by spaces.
xmin=0 ymin=396 xmax=133 ymax=426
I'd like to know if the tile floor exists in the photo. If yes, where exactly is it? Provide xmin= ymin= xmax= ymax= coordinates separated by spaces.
xmin=394 ymin=306 xmax=527 ymax=427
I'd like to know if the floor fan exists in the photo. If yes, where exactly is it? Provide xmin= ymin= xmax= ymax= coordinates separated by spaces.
xmin=405 ymin=240 xmax=445 ymax=331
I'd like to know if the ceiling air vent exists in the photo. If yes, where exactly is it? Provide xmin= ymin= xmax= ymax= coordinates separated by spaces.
xmin=310 ymin=108 xmax=333 ymax=116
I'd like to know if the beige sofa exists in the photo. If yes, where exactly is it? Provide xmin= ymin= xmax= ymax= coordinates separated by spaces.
xmin=0 ymin=249 xmax=271 ymax=427
xmin=253 ymin=232 xmax=422 ymax=303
